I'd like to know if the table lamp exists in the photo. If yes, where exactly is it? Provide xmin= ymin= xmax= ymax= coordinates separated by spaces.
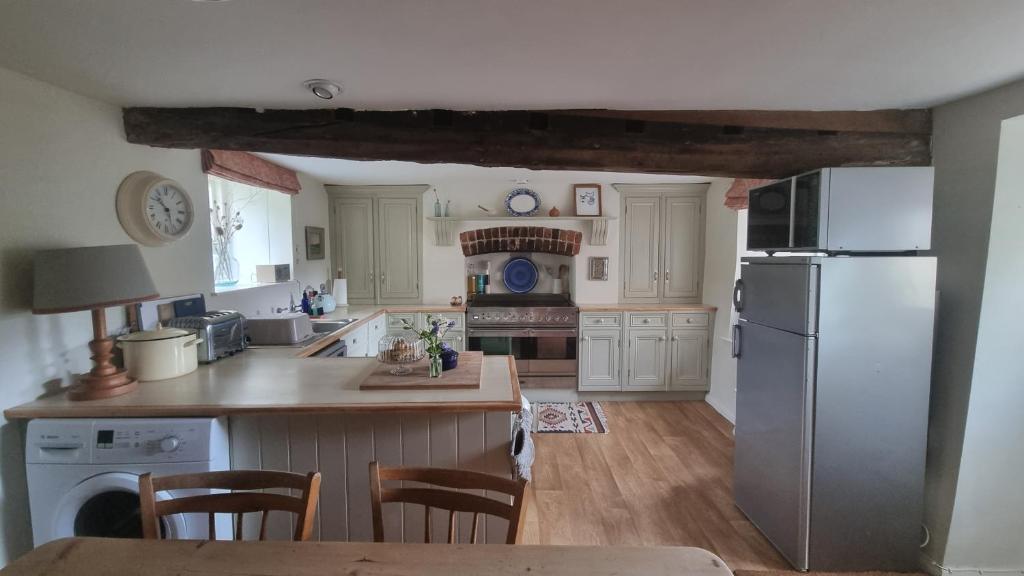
xmin=33 ymin=244 xmax=160 ymax=400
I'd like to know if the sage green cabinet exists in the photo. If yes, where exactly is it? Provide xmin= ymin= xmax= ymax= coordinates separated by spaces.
xmin=576 ymin=310 xmax=711 ymax=392
xmin=622 ymin=196 xmax=661 ymax=299
xmin=625 ymin=327 xmax=668 ymax=391
xmin=663 ymin=195 xmax=705 ymax=300
xmin=329 ymin=186 xmax=426 ymax=304
xmin=333 ymin=197 xmax=376 ymax=301
xmin=578 ymin=328 xmax=621 ymax=391
xmin=377 ymin=198 xmax=420 ymax=301
xmin=618 ymin=185 xmax=707 ymax=304
xmin=385 ymin=311 xmax=466 ymax=352
xmin=668 ymin=328 xmax=708 ymax=390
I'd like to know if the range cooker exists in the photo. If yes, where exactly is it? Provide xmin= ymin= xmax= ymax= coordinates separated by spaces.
xmin=466 ymin=294 xmax=579 ymax=388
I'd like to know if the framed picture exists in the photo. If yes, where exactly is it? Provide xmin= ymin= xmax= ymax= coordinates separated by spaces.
xmin=305 ymin=226 xmax=325 ymax=260
xmin=573 ymin=184 xmax=602 ymax=216
xmin=589 ymin=257 xmax=609 ymax=281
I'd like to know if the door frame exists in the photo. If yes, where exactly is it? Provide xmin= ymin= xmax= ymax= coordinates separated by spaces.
xmin=614 ymin=184 xmax=709 ymax=305
xmin=326 ymin=185 xmax=429 ymax=305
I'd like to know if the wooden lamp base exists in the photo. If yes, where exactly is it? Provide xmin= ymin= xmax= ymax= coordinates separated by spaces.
xmin=67 ymin=309 xmax=139 ymax=401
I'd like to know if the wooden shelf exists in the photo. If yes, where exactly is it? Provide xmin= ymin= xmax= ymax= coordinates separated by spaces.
xmin=427 ymin=215 xmax=616 ymax=246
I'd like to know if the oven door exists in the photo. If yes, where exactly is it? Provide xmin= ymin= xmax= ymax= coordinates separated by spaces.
xmin=467 ymin=328 xmax=578 ymax=383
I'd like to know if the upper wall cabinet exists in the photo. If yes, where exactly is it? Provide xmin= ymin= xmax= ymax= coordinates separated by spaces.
xmin=615 ymin=184 xmax=708 ymax=304
xmin=328 ymin=185 xmax=428 ymax=304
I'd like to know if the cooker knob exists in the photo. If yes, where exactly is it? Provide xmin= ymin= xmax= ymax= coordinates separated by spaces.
xmin=159 ymin=436 xmax=181 ymax=453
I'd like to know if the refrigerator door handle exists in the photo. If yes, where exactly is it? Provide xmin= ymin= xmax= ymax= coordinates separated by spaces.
xmin=731 ymin=324 xmax=742 ymax=358
xmin=733 ymin=279 xmax=745 ymax=311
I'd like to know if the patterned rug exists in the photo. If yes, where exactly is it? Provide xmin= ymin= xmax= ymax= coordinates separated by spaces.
xmin=533 ymin=401 xmax=609 ymax=434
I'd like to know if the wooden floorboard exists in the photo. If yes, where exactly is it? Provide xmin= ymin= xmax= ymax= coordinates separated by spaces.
xmin=525 ymin=401 xmax=790 ymax=571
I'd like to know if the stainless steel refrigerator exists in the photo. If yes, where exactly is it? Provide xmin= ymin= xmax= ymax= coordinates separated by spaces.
xmin=732 ymin=256 xmax=936 ymax=571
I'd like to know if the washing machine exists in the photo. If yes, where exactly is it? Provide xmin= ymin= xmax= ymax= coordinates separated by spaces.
xmin=26 ymin=418 xmax=231 ymax=546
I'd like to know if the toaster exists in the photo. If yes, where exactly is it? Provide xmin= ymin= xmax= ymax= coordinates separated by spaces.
xmin=166 ymin=310 xmax=247 ymax=363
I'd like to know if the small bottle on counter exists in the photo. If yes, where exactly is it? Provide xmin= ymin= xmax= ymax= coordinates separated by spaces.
xmin=301 ymin=291 xmax=310 ymax=315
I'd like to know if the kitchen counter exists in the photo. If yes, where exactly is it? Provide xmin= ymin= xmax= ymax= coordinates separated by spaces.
xmin=298 ymin=303 xmax=466 ymax=357
xmin=1 ymin=538 xmax=734 ymax=576
xmin=3 ymin=347 xmax=519 ymax=419
xmin=577 ymin=303 xmax=718 ymax=312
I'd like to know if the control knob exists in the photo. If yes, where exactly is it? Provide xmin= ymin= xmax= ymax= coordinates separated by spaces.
xmin=159 ymin=436 xmax=181 ymax=453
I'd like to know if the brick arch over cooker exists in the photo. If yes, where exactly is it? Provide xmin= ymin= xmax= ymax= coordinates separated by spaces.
xmin=459 ymin=226 xmax=582 ymax=257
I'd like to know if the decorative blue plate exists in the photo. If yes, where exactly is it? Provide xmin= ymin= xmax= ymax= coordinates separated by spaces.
xmin=503 ymin=257 xmax=539 ymax=293
xmin=505 ymin=188 xmax=540 ymax=217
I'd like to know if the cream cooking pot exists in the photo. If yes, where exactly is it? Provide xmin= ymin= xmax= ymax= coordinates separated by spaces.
xmin=117 ymin=326 xmax=203 ymax=381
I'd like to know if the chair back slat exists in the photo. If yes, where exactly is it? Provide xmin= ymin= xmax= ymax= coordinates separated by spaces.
xmin=369 ymin=461 xmax=528 ymax=545
xmin=424 ymin=506 xmax=431 ymax=544
xmin=139 ymin=470 xmax=321 ymax=542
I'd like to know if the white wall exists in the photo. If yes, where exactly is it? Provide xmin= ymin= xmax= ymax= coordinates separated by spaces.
xmin=938 ymin=114 xmax=1024 ymax=569
xmin=701 ymin=180 xmax=740 ymax=423
xmin=0 ymin=66 xmax=214 ymax=565
xmin=923 ymin=77 xmax=1024 ymax=571
xmin=0 ymin=65 xmax=328 ymax=565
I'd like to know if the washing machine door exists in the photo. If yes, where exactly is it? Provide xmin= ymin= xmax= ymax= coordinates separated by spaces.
xmin=51 ymin=472 xmax=186 ymax=540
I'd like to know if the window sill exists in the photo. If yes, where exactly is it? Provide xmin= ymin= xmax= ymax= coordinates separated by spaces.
xmin=212 ymin=280 xmax=298 ymax=295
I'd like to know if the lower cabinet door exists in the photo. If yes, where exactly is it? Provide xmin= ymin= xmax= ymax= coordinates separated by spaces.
xmin=578 ymin=329 xmax=621 ymax=391
xmin=669 ymin=329 xmax=709 ymax=390
xmin=442 ymin=332 xmax=466 ymax=352
xmin=347 ymin=325 xmax=370 ymax=357
xmin=625 ymin=328 xmax=667 ymax=391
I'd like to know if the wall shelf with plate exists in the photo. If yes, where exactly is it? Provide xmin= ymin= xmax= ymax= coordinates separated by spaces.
xmin=427 ymin=216 xmax=617 ymax=246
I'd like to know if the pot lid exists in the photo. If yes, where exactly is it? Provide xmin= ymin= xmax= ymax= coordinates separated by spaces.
xmin=119 ymin=324 xmax=193 ymax=342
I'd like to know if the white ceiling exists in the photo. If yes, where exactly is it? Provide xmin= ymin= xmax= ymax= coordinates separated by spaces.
xmin=1 ymin=0 xmax=1023 ymax=111
xmin=256 ymin=154 xmax=714 ymax=186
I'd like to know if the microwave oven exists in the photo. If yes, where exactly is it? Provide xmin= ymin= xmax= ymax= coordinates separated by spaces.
xmin=746 ymin=167 xmax=934 ymax=253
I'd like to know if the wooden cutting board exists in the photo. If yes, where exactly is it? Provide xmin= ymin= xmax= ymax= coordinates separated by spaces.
xmin=359 ymin=351 xmax=483 ymax=390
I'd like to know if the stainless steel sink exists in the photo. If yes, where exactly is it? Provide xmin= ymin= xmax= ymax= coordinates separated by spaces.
xmin=311 ymin=319 xmax=357 ymax=333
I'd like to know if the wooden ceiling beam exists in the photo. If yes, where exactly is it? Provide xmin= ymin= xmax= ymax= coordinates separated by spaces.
xmin=123 ymin=107 xmax=931 ymax=179
xmin=553 ymin=109 xmax=932 ymax=135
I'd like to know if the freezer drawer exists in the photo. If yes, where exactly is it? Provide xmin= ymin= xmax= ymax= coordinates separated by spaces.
xmin=735 ymin=261 xmax=818 ymax=335
xmin=734 ymin=320 xmax=814 ymax=570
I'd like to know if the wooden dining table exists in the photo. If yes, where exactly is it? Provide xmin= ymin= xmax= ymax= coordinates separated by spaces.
xmin=2 ymin=537 xmax=734 ymax=576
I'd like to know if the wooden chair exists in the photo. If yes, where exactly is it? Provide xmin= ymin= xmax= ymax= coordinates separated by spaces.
xmin=369 ymin=461 xmax=529 ymax=544
xmin=139 ymin=470 xmax=321 ymax=541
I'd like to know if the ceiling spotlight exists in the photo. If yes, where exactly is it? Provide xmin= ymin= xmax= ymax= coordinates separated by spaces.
xmin=303 ymin=79 xmax=342 ymax=100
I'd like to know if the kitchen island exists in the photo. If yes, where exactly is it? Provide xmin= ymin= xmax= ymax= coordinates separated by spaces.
xmin=5 ymin=321 xmax=521 ymax=544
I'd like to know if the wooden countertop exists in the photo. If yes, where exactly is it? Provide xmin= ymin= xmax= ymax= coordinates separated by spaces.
xmin=578 ymin=303 xmax=718 ymax=312
xmin=3 ymin=353 xmax=520 ymax=419
xmin=0 ymin=538 xmax=734 ymax=576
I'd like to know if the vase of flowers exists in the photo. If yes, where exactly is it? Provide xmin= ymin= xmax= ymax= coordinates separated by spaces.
xmin=402 ymin=314 xmax=457 ymax=378
xmin=211 ymin=198 xmax=245 ymax=286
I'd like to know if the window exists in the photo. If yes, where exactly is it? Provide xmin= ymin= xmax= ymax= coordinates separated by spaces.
xmin=208 ymin=175 xmax=292 ymax=291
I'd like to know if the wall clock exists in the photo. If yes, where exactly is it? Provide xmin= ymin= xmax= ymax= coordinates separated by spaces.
xmin=116 ymin=171 xmax=195 ymax=246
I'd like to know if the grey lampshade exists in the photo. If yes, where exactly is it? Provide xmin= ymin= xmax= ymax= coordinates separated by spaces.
xmin=33 ymin=244 xmax=160 ymax=314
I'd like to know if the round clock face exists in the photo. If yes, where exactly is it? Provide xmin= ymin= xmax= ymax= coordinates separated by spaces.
xmin=146 ymin=183 xmax=193 ymax=238
xmin=116 ymin=171 xmax=195 ymax=246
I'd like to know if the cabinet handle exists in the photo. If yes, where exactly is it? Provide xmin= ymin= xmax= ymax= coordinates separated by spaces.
xmin=380 ymin=273 xmax=386 ymax=285
xmin=456 ymin=336 xmax=463 ymax=341
xmin=653 ymin=271 xmax=658 ymax=282
xmin=665 ymin=270 xmax=670 ymax=283
xmin=595 ymin=318 xmax=604 ymax=324
xmin=642 ymin=318 xmax=650 ymax=324
xmin=731 ymin=325 xmax=742 ymax=358
xmin=671 ymin=336 xmax=679 ymax=341
xmin=658 ymin=336 xmax=666 ymax=342
xmin=369 ymin=270 xmax=374 ymax=282
xmin=582 ymin=336 xmax=591 ymax=342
